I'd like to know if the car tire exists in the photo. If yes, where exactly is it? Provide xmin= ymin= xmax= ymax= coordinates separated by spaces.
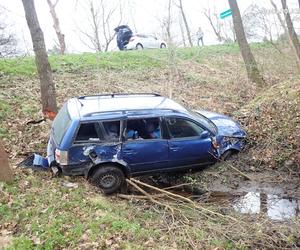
xmin=221 ymin=150 xmax=237 ymax=161
xmin=90 ymin=165 xmax=125 ymax=194
xmin=160 ymin=43 xmax=166 ymax=48
xmin=136 ymin=43 xmax=143 ymax=50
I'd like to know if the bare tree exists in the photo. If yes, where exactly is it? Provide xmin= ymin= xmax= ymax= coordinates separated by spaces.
xmin=22 ymin=0 xmax=57 ymax=119
xmin=203 ymin=7 xmax=224 ymax=42
xmin=100 ymin=0 xmax=123 ymax=52
xmin=243 ymin=4 xmax=284 ymax=52
xmin=269 ymin=0 xmax=288 ymax=35
xmin=46 ymin=0 xmax=66 ymax=55
xmin=176 ymin=0 xmax=193 ymax=47
xmin=165 ymin=0 xmax=173 ymax=44
xmin=281 ymin=0 xmax=300 ymax=70
xmin=202 ymin=4 xmax=235 ymax=43
xmin=78 ymin=0 xmax=123 ymax=52
xmin=0 ymin=6 xmax=18 ymax=57
xmin=178 ymin=11 xmax=186 ymax=47
xmin=228 ymin=0 xmax=264 ymax=87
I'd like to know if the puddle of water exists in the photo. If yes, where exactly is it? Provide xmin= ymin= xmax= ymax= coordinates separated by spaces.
xmin=210 ymin=191 xmax=300 ymax=221
xmin=233 ymin=192 xmax=300 ymax=221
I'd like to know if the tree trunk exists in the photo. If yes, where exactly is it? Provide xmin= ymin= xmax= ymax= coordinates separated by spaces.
xmin=178 ymin=0 xmax=193 ymax=47
xmin=179 ymin=12 xmax=186 ymax=47
xmin=281 ymin=0 xmax=300 ymax=70
xmin=298 ymin=0 xmax=300 ymax=9
xmin=270 ymin=0 xmax=288 ymax=35
xmin=46 ymin=0 xmax=66 ymax=55
xmin=228 ymin=0 xmax=264 ymax=87
xmin=90 ymin=1 xmax=102 ymax=52
xmin=22 ymin=0 xmax=57 ymax=119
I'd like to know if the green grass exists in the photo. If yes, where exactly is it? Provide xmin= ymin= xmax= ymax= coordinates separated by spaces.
xmin=0 ymin=43 xmax=273 ymax=76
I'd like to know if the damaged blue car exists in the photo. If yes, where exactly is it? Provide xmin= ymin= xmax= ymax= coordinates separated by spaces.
xmin=37 ymin=93 xmax=246 ymax=194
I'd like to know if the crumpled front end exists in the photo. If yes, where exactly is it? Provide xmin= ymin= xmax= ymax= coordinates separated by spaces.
xmin=196 ymin=110 xmax=247 ymax=156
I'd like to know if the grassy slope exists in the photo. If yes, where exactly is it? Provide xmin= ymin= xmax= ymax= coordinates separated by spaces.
xmin=1 ymin=43 xmax=300 ymax=249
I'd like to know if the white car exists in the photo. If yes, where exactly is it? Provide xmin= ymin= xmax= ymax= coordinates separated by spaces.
xmin=125 ymin=34 xmax=167 ymax=50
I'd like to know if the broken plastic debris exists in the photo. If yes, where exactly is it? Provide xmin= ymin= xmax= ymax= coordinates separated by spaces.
xmin=61 ymin=181 xmax=78 ymax=188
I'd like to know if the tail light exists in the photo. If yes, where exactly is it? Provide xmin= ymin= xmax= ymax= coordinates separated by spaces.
xmin=212 ymin=137 xmax=220 ymax=149
xmin=55 ymin=149 xmax=68 ymax=165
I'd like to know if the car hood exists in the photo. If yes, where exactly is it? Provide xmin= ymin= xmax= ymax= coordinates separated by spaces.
xmin=195 ymin=110 xmax=246 ymax=137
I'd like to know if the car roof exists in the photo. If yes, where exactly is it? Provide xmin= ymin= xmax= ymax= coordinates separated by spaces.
xmin=67 ymin=93 xmax=188 ymax=120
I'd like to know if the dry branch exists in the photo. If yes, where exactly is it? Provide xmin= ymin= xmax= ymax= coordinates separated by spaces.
xmin=130 ymin=178 xmax=238 ymax=222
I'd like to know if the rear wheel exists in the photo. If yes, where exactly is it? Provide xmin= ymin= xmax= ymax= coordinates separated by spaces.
xmin=90 ymin=166 xmax=125 ymax=194
xmin=136 ymin=43 xmax=143 ymax=50
xmin=160 ymin=43 xmax=166 ymax=48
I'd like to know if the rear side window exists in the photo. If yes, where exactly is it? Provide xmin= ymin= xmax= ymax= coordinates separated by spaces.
xmin=166 ymin=118 xmax=204 ymax=138
xmin=75 ymin=123 xmax=100 ymax=142
xmin=52 ymin=103 xmax=72 ymax=145
xmin=74 ymin=121 xmax=121 ymax=143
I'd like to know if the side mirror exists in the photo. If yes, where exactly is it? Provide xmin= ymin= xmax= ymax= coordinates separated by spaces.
xmin=200 ymin=131 xmax=210 ymax=139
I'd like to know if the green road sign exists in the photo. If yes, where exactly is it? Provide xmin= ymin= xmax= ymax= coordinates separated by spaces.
xmin=220 ymin=9 xmax=232 ymax=19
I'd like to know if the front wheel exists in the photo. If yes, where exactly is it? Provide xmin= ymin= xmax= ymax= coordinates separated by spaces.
xmin=221 ymin=150 xmax=238 ymax=161
xmin=90 ymin=166 xmax=125 ymax=194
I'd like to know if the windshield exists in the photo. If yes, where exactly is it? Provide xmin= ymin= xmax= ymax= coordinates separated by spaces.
xmin=52 ymin=103 xmax=72 ymax=145
xmin=189 ymin=110 xmax=218 ymax=134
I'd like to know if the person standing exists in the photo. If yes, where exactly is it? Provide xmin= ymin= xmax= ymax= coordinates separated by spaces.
xmin=197 ymin=27 xmax=204 ymax=46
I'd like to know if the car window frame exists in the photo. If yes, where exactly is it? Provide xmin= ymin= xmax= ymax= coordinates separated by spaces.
xmin=72 ymin=119 xmax=123 ymax=145
xmin=164 ymin=116 xmax=208 ymax=141
xmin=123 ymin=116 xmax=166 ymax=143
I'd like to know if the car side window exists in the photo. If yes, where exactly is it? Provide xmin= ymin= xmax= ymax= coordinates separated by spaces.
xmin=125 ymin=118 xmax=161 ymax=140
xmin=166 ymin=118 xmax=204 ymax=138
xmin=75 ymin=123 xmax=101 ymax=142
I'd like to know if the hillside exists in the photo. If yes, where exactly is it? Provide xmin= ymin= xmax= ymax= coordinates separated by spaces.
xmin=1 ymin=44 xmax=300 ymax=248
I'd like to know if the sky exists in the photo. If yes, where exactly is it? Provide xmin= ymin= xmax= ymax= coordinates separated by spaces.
xmin=1 ymin=0 xmax=299 ymax=54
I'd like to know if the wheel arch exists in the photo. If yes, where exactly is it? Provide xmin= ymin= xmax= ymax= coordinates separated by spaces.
xmin=86 ymin=161 xmax=130 ymax=179
xmin=136 ymin=43 xmax=143 ymax=49
xmin=220 ymin=148 xmax=240 ymax=161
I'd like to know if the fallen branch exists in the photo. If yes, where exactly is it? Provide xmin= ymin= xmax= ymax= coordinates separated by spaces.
xmin=225 ymin=162 xmax=253 ymax=181
xmin=117 ymin=193 xmax=166 ymax=200
xmin=130 ymin=178 xmax=238 ymax=222
xmin=163 ymin=183 xmax=192 ymax=190
xmin=126 ymin=179 xmax=174 ymax=213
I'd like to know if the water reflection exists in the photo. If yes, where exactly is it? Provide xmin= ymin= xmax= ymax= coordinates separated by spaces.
xmin=233 ymin=192 xmax=299 ymax=221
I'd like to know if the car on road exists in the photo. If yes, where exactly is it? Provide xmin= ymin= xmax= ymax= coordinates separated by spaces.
xmin=37 ymin=93 xmax=246 ymax=194
xmin=125 ymin=34 xmax=167 ymax=50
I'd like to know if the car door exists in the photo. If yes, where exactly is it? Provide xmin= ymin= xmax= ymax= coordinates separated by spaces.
xmin=151 ymin=36 xmax=160 ymax=48
xmin=68 ymin=120 xmax=122 ymax=174
xmin=165 ymin=116 xmax=215 ymax=168
xmin=142 ymin=35 xmax=151 ymax=48
xmin=121 ymin=117 xmax=169 ymax=174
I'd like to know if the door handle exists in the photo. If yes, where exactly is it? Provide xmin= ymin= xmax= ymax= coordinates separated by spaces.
xmin=170 ymin=146 xmax=179 ymax=152
xmin=123 ymin=149 xmax=136 ymax=155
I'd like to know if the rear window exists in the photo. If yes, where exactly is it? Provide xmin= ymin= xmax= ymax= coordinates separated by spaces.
xmin=52 ymin=103 xmax=72 ymax=145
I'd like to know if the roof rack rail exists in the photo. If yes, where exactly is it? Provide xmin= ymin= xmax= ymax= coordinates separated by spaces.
xmin=83 ymin=108 xmax=179 ymax=117
xmin=78 ymin=93 xmax=161 ymax=99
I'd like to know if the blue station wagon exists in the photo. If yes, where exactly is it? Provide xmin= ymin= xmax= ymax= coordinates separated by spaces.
xmin=40 ymin=93 xmax=246 ymax=194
